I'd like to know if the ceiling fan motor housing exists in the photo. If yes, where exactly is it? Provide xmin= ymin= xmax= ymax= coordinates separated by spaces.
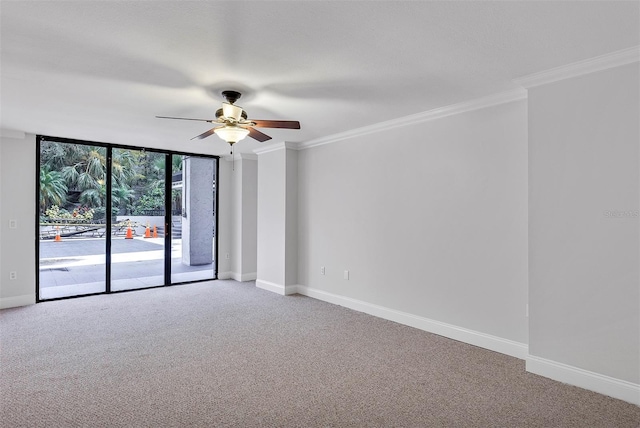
xmin=221 ymin=90 xmax=242 ymax=105
xmin=215 ymin=108 xmax=248 ymax=120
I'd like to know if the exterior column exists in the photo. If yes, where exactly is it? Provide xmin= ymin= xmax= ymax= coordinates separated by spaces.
xmin=182 ymin=156 xmax=214 ymax=266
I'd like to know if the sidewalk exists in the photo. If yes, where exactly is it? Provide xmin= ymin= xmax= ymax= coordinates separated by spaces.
xmin=39 ymin=236 xmax=216 ymax=299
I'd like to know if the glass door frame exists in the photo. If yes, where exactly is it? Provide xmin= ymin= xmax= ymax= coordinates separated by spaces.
xmin=35 ymin=135 xmax=219 ymax=302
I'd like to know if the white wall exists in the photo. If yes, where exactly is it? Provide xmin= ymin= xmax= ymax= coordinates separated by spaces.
xmin=229 ymin=157 xmax=242 ymax=275
xmin=0 ymin=133 xmax=3 ymax=298
xmin=285 ymin=150 xmax=298 ymax=286
xmin=256 ymin=145 xmax=299 ymax=293
xmin=240 ymin=157 xmax=258 ymax=279
xmin=528 ymin=63 xmax=639 ymax=385
xmin=216 ymin=158 xmax=232 ymax=277
xmin=0 ymin=133 xmax=2 ymax=298
xmin=256 ymin=149 xmax=287 ymax=288
xmin=0 ymin=132 xmax=37 ymax=308
xmin=226 ymin=155 xmax=258 ymax=281
xmin=297 ymin=100 xmax=529 ymax=346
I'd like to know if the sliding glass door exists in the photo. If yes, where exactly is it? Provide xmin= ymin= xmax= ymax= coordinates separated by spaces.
xmin=110 ymin=148 xmax=167 ymax=291
xmin=170 ymin=155 xmax=217 ymax=283
xmin=37 ymin=137 xmax=218 ymax=301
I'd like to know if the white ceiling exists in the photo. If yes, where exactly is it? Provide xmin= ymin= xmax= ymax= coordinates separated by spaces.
xmin=1 ymin=1 xmax=638 ymax=156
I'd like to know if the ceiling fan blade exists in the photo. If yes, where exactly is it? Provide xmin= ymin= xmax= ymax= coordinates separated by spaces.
xmin=190 ymin=127 xmax=218 ymax=140
xmin=156 ymin=116 xmax=214 ymax=123
xmin=250 ymin=120 xmax=300 ymax=129
xmin=247 ymin=127 xmax=272 ymax=142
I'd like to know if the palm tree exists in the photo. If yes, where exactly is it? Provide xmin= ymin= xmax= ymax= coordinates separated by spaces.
xmin=78 ymin=183 xmax=106 ymax=207
xmin=61 ymin=152 xmax=104 ymax=192
xmin=40 ymin=141 xmax=88 ymax=171
xmin=39 ymin=167 xmax=67 ymax=210
xmin=77 ymin=183 xmax=135 ymax=211
xmin=112 ymin=185 xmax=136 ymax=214
xmin=55 ymin=146 xmax=142 ymax=209
xmin=111 ymin=149 xmax=140 ymax=187
xmin=41 ymin=142 xmax=159 ymax=213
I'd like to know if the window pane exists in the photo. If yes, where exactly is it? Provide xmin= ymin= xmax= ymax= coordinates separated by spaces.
xmin=171 ymin=155 xmax=217 ymax=283
xmin=38 ymin=140 xmax=107 ymax=299
xmin=110 ymin=149 xmax=166 ymax=292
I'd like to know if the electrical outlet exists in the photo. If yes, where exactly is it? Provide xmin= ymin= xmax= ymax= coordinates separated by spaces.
xmin=9 ymin=271 xmax=17 ymax=280
xmin=225 ymin=253 xmax=230 ymax=259
xmin=9 ymin=219 xmax=17 ymax=229
xmin=320 ymin=266 xmax=325 ymax=275
xmin=344 ymin=270 xmax=349 ymax=280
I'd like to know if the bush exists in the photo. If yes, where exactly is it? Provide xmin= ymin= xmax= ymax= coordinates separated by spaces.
xmin=132 ymin=188 xmax=165 ymax=215
xmin=44 ymin=205 xmax=95 ymax=221
xmin=93 ymin=206 xmax=119 ymax=221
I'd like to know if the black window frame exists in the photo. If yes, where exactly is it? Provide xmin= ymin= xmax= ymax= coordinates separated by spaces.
xmin=36 ymin=134 xmax=220 ymax=302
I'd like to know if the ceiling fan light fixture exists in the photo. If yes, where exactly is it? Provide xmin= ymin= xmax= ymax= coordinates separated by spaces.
xmin=157 ymin=90 xmax=299 ymax=144
xmin=214 ymin=125 xmax=249 ymax=144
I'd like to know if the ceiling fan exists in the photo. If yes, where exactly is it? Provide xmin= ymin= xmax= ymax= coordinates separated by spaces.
xmin=156 ymin=90 xmax=300 ymax=147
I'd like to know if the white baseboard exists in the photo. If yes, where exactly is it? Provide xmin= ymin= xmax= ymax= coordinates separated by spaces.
xmin=0 ymin=293 xmax=35 ymax=309
xmin=294 ymin=285 xmax=528 ymax=359
xmin=219 ymin=272 xmax=257 ymax=282
xmin=284 ymin=284 xmax=300 ymax=295
xmin=526 ymin=355 xmax=640 ymax=405
xmin=256 ymin=280 xmax=299 ymax=296
xmin=256 ymin=279 xmax=286 ymax=295
xmin=217 ymin=271 xmax=233 ymax=280
xmin=240 ymin=272 xmax=257 ymax=282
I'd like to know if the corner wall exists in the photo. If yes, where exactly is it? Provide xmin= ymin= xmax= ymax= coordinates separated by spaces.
xmin=0 ymin=132 xmax=37 ymax=308
xmin=256 ymin=144 xmax=298 ymax=294
xmin=527 ymin=63 xmax=639 ymax=395
xmin=214 ymin=157 xmax=232 ymax=278
xmin=225 ymin=155 xmax=258 ymax=281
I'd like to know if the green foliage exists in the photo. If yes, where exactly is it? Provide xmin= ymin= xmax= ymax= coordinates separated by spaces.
xmin=112 ymin=185 xmax=136 ymax=214
xmin=92 ymin=206 xmax=119 ymax=221
xmin=40 ymin=142 xmax=184 ymax=216
xmin=78 ymin=185 xmax=106 ymax=207
xmin=132 ymin=187 xmax=165 ymax=214
xmin=44 ymin=205 xmax=94 ymax=221
xmin=39 ymin=167 xmax=67 ymax=210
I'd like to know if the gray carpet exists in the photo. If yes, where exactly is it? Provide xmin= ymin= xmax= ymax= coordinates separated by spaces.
xmin=1 ymin=280 xmax=638 ymax=427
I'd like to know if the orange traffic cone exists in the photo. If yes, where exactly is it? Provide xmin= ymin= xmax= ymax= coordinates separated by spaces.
xmin=144 ymin=223 xmax=151 ymax=238
xmin=54 ymin=226 xmax=62 ymax=242
xmin=153 ymin=225 xmax=158 ymax=238
xmin=125 ymin=227 xmax=133 ymax=239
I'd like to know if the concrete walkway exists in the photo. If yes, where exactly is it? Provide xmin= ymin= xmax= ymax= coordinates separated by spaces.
xmin=39 ymin=236 xmax=216 ymax=299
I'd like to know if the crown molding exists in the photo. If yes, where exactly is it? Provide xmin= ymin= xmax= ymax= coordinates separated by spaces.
xmin=222 ymin=152 xmax=258 ymax=162
xmin=514 ymin=46 xmax=640 ymax=89
xmin=253 ymin=141 xmax=299 ymax=155
xmin=298 ymin=88 xmax=526 ymax=150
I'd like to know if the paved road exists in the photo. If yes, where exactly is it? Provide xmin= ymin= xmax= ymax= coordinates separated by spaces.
xmin=39 ymin=237 xmax=217 ymax=294
xmin=40 ymin=237 xmax=164 ymax=258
